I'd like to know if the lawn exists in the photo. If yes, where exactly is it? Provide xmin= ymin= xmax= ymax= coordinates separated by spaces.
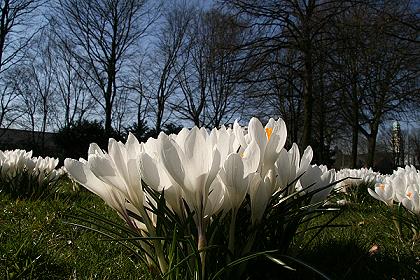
xmin=1 ymin=182 xmax=419 ymax=279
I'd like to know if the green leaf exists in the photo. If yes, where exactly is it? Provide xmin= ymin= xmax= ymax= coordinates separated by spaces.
xmin=277 ymin=255 xmax=332 ymax=280
xmin=210 ymin=249 xmax=278 ymax=280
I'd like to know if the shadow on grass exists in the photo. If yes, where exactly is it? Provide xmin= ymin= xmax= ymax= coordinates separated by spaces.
xmin=247 ymin=237 xmax=418 ymax=280
xmin=1 ymin=238 xmax=72 ymax=279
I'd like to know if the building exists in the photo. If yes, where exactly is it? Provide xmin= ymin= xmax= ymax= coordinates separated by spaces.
xmin=0 ymin=128 xmax=58 ymax=156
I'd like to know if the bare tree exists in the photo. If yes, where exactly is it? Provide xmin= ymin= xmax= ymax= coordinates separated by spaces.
xmin=0 ymin=0 xmax=43 ymax=134
xmin=173 ymin=8 xmax=246 ymax=128
xmin=53 ymin=0 xmax=155 ymax=136
xmin=124 ymin=62 xmax=150 ymax=131
xmin=328 ymin=0 xmax=419 ymax=168
xmin=142 ymin=1 xmax=193 ymax=133
xmin=13 ymin=28 xmax=57 ymax=148
xmin=11 ymin=65 xmax=38 ymax=142
xmin=203 ymin=9 xmax=246 ymax=128
xmin=0 ymin=0 xmax=43 ymax=74
xmin=222 ymin=0 xmax=347 ymax=147
xmin=0 ymin=78 xmax=19 ymax=134
xmin=52 ymin=38 xmax=95 ymax=128
xmin=173 ymin=8 xmax=208 ymax=127
xmin=112 ymin=86 xmax=132 ymax=135
xmin=407 ymin=128 xmax=420 ymax=166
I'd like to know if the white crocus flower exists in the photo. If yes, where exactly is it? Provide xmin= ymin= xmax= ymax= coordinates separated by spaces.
xmin=335 ymin=167 xmax=382 ymax=192
xmin=401 ymin=185 xmax=420 ymax=216
xmin=234 ymin=117 xmax=287 ymax=176
xmin=219 ymin=152 xmax=266 ymax=253
xmin=296 ymin=165 xmax=336 ymax=205
xmin=34 ymin=156 xmax=59 ymax=173
xmin=157 ymin=127 xmax=221 ymax=228
xmin=275 ymin=144 xmax=313 ymax=193
xmin=0 ymin=149 xmax=32 ymax=177
xmin=0 ymin=149 xmax=61 ymax=192
xmin=67 ymin=134 xmax=169 ymax=272
xmin=289 ymin=144 xmax=313 ymax=183
xmin=393 ymin=175 xmax=409 ymax=203
xmin=249 ymin=171 xmax=273 ymax=225
xmin=65 ymin=135 xmax=146 ymax=224
xmin=204 ymin=177 xmax=228 ymax=217
xmin=209 ymin=125 xmax=240 ymax=162
xmin=87 ymin=136 xmax=144 ymax=212
xmin=64 ymin=158 xmax=132 ymax=225
xmin=157 ymin=126 xmax=222 ymax=267
xmin=32 ymin=156 xmax=60 ymax=186
xmin=262 ymin=118 xmax=287 ymax=171
xmin=219 ymin=153 xmax=254 ymax=210
xmin=368 ymin=182 xmax=394 ymax=206
xmin=139 ymin=136 xmax=184 ymax=217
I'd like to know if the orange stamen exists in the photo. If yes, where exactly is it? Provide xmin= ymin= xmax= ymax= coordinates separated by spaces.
xmin=265 ymin=127 xmax=273 ymax=141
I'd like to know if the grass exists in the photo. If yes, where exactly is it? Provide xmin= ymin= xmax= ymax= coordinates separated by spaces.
xmin=0 ymin=181 xmax=419 ymax=279
xmin=295 ymin=201 xmax=419 ymax=279
xmin=0 ymin=186 xmax=148 ymax=279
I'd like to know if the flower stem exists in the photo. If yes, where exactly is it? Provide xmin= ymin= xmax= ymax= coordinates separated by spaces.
xmin=228 ymin=209 xmax=238 ymax=257
xmin=139 ymin=207 xmax=168 ymax=274
xmin=392 ymin=206 xmax=403 ymax=239
xmin=242 ymin=230 xmax=256 ymax=256
xmin=198 ymin=226 xmax=207 ymax=280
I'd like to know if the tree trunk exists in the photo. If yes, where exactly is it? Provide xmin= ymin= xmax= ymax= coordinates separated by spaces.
xmin=105 ymin=62 xmax=116 ymax=136
xmin=302 ymin=51 xmax=313 ymax=148
xmin=366 ymin=134 xmax=376 ymax=168
xmin=317 ymin=62 xmax=326 ymax=163
xmin=0 ymin=0 xmax=9 ymax=73
xmin=155 ymin=105 xmax=162 ymax=134
xmin=366 ymin=124 xmax=379 ymax=168
xmin=351 ymin=95 xmax=359 ymax=168
xmin=193 ymin=115 xmax=201 ymax=127
xmin=351 ymin=121 xmax=358 ymax=168
xmin=105 ymin=97 xmax=113 ymax=136
xmin=350 ymin=75 xmax=359 ymax=168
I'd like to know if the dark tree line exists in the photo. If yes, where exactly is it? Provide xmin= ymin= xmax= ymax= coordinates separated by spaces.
xmin=0 ymin=0 xmax=418 ymax=168
xmin=222 ymin=0 xmax=419 ymax=167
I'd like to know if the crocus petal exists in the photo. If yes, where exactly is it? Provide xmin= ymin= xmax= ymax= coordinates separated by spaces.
xmin=108 ymin=139 xmax=130 ymax=188
xmin=310 ymin=169 xmax=335 ymax=205
xmin=275 ymin=148 xmax=290 ymax=191
xmin=174 ymin=128 xmax=189 ymax=147
xmin=248 ymin=117 xmax=267 ymax=155
xmin=205 ymin=178 xmax=227 ymax=217
xmin=206 ymin=147 xmax=221 ymax=191
xmin=242 ymin=140 xmax=260 ymax=175
xmin=274 ymin=118 xmax=287 ymax=152
xmin=220 ymin=153 xmax=247 ymax=209
xmin=88 ymin=154 xmax=126 ymax=194
xmin=158 ymin=134 xmax=186 ymax=188
xmin=288 ymin=143 xmax=300 ymax=177
xmin=296 ymin=146 xmax=313 ymax=178
xmin=64 ymin=158 xmax=126 ymax=214
xmin=88 ymin=143 xmax=104 ymax=156
xmin=233 ymin=119 xmax=247 ymax=148
xmin=139 ymin=152 xmax=161 ymax=189
xmin=249 ymin=173 xmax=272 ymax=225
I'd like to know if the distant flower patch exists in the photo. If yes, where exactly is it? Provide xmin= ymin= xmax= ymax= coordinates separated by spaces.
xmin=0 ymin=149 xmax=63 ymax=199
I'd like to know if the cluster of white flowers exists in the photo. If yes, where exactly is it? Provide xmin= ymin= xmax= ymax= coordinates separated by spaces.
xmin=65 ymin=117 xmax=335 ymax=230
xmin=0 ymin=149 xmax=63 ymax=188
xmin=335 ymin=167 xmax=384 ymax=192
xmin=369 ymin=165 xmax=420 ymax=216
xmin=64 ymin=117 xmax=336 ymax=273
